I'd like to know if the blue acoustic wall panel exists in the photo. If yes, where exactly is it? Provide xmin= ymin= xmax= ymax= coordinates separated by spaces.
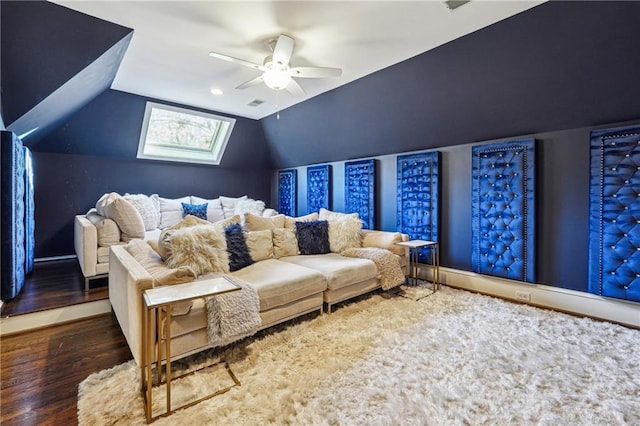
xmin=307 ymin=165 xmax=331 ymax=214
xmin=588 ymin=125 xmax=640 ymax=302
xmin=1 ymin=131 xmax=26 ymax=300
xmin=278 ymin=169 xmax=297 ymax=217
xmin=345 ymin=159 xmax=376 ymax=229
xmin=472 ymin=139 xmax=536 ymax=282
xmin=24 ymin=147 xmax=35 ymax=275
xmin=397 ymin=152 xmax=440 ymax=263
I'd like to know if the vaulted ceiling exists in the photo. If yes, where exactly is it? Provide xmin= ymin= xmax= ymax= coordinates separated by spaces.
xmin=49 ymin=0 xmax=543 ymax=120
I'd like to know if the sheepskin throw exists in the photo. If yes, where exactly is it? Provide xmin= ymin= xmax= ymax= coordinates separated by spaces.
xmin=342 ymin=247 xmax=405 ymax=290
xmin=165 ymin=225 xmax=230 ymax=275
xmin=205 ymin=275 xmax=261 ymax=348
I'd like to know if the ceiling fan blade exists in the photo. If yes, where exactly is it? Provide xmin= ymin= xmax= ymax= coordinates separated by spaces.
xmin=285 ymin=78 xmax=305 ymax=96
xmin=209 ymin=51 xmax=264 ymax=71
xmin=290 ymin=66 xmax=343 ymax=78
xmin=272 ymin=34 xmax=294 ymax=66
xmin=236 ymin=75 xmax=264 ymax=90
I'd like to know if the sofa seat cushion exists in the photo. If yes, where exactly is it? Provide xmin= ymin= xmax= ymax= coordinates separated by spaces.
xmin=97 ymin=246 xmax=111 ymax=263
xmin=230 ymin=259 xmax=326 ymax=310
xmin=280 ymin=254 xmax=377 ymax=291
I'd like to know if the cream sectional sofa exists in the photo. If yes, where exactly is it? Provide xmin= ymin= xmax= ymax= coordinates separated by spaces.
xmin=109 ymin=216 xmax=409 ymax=366
xmin=74 ymin=193 xmax=276 ymax=290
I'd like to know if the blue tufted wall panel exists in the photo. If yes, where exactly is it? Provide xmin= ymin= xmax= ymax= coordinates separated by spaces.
xmin=588 ymin=125 xmax=640 ymax=302
xmin=1 ymin=131 xmax=26 ymax=300
xmin=24 ymin=147 xmax=35 ymax=275
xmin=278 ymin=169 xmax=297 ymax=217
xmin=472 ymin=139 xmax=536 ymax=282
xmin=345 ymin=159 xmax=376 ymax=229
xmin=397 ymin=152 xmax=440 ymax=263
xmin=307 ymin=165 xmax=331 ymax=214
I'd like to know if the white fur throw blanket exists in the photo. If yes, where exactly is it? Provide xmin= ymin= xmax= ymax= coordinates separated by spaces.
xmin=341 ymin=247 xmax=405 ymax=290
xmin=204 ymin=275 xmax=261 ymax=348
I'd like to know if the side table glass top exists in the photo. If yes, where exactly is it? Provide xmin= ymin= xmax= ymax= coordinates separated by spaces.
xmin=395 ymin=240 xmax=438 ymax=249
xmin=144 ymin=276 xmax=240 ymax=308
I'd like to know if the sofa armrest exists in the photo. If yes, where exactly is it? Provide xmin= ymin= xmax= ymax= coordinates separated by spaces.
xmin=361 ymin=230 xmax=409 ymax=256
xmin=74 ymin=215 xmax=98 ymax=278
xmin=109 ymin=245 xmax=154 ymax=366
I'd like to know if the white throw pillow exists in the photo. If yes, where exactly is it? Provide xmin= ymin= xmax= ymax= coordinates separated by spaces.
xmin=191 ymin=196 xmax=225 ymax=223
xmin=319 ymin=208 xmax=359 ymax=221
xmin=156 ymin=196 xmax=191 ymax=229
xmin=327 ymin=217 xmax=363 ymax=253
xmin=124 ymin=194 xmax=159 ymax=231
xmin=220 ymin=195 xmax=248 ymax=218
xmin=234 ymin=198 xmax=266 ymax=217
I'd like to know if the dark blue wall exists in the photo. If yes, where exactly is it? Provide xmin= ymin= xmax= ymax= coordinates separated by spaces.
xmin=262 ymin=1 xmax=640 ymax=169
xmin=32 ymin=90 xmax=271 ymax=258
xmin=264 ymin=1 xmax=640 ymax=294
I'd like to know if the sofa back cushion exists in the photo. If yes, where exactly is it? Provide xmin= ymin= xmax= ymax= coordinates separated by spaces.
xmin=272 ymin=228 xmax=299 ymax=258
xmin=220 ymin=195 xmax=248 ymax=218
xmin=244 ymin=213 xmax=285 ymax=231
xmin=295 ymin=220 xmax=330 ymax=255
xmin=153 ymin=196 xmax=191 ymax=229
xmin=97 ymin=192 xmax=145 ymax=241
xmin=284 ymin=212 xmax=319 ymax=230
xmin=165 ymin=224 xmax=230 ymax=275
xmin=191 ymin=196 xmax=225 ymax=222
xmin=245 ymin=229 xmax=274 ymax=261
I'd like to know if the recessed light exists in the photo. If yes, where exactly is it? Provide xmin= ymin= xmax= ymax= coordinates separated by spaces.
xmin=210 ymin=88 xmax=223 ymax=96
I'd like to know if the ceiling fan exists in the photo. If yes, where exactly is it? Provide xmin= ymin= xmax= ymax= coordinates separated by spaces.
xmin=209 ymin=34 xmax=342 ymax=96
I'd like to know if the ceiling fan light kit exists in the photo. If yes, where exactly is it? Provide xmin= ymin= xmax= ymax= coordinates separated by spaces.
xmin=209 ymin=34 xmax=342 ymax=97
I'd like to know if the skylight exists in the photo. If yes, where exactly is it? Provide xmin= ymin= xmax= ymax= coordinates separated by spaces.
xmin=137 ymin=102 xmax=235 ymax=165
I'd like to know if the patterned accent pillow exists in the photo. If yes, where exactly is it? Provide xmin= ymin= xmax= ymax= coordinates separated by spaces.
xmin=225 ymin=223 xmax=254 ymax=272
xmin=295 ymin=220 xmax=330 ymax=255
xmin=182 ymin=202 xmax=208 ymax=220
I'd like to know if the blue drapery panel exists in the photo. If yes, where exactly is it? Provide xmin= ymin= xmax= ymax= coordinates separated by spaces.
xmin=589 ymin=125 xmax=640 ymax=302
xmin=278 ymin=169 xmax=297 ymax=217
xmin=1 ymin=131 xmax=26 ymax=300
xmin=24 ymin=147 xmax=35 ymax=275
xmin=345 ymin=159 xmax=376 ymax=229
xmin=307 ymin=165 xmax=331 ymax=214
xmin=396 ymin=152 xmax=440 ymax=263
xmin=472 ymin=139 xmax=536 ymax=282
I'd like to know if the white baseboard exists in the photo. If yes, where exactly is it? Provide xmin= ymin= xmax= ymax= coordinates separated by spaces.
xmin=418 ymin=265 xmax=639 ymax=328
xmin=0 ymin=299 xmax=111 ymax=336
xmin=34 ymin=254 xmax=77 ymax=263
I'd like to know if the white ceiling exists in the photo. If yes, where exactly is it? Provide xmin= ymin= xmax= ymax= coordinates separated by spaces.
xmin=52 ymin=1 xmax=544 ymax=120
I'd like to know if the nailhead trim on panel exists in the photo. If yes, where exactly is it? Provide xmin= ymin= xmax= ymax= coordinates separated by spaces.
xmin=588 ymin=125 xmax=640 ymax=302
xmin=345 ymin=159 xmax=376 ymax=229
xmin=471 ymin=139 xmax=536 ymax=283
xmin=278 ymin=169 xmax=297 ymax=217
xmin=396 ymin=152 xmax=440 ymax=263
xmin=307 ymin=165 xmax=331 ymax=214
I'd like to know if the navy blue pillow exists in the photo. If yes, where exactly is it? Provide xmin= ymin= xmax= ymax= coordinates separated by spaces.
xmin=295 ymin=220 xmax=330 ymax=255
xmin=182 ymin=202 xmax=208 ymax=220
xmin=225 ymin=223 xmax=254 ymax=272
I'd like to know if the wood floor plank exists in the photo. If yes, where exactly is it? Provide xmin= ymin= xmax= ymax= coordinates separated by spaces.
xmin=0 ymin=313 xmax=132 ymax=425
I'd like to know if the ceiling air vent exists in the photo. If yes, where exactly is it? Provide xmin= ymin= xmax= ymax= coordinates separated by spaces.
xmin=442 ymin=0 xmax=470 ymax=11
xmin=248 ymin=99 xmax=266 ymax=107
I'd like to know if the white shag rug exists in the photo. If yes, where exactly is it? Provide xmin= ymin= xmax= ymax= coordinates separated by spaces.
xmin=78 ymin=287 xmax=640 ymax=425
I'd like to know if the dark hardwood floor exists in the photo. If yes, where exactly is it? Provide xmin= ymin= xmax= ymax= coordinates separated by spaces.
xmin=1 ymin=259 xmax=108 ymax=317
xmin=0 ymin=313 xmax=132 ymax=425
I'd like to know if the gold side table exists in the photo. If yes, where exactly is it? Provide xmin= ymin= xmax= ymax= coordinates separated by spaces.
xmin=142 ymin=276 xmax=241 ymax=423
xmin=395 ymin=240 xmax=440 ymax=292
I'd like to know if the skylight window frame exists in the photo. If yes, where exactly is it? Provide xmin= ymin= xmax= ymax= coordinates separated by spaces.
xmin=136 ymin=101 xmax=235 ymax=166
